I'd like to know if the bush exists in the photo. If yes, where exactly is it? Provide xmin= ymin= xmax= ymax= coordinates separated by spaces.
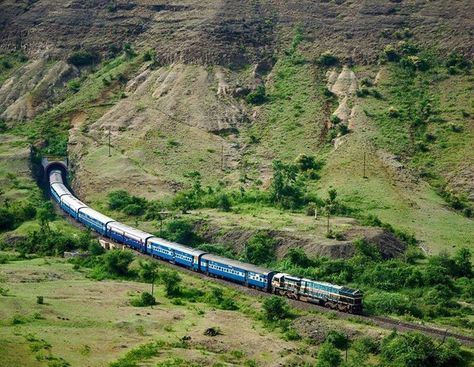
xmin=217 ymin=193 xmax=232 ymax=212
xmin=242 ymin=233 xmax=276 ymax=265
xmin=123 ymin=203 xmax=145 ymax=216
xmin=159 ymin=269 xmax=182 ymax=297
xmin=67 ymin=79 xmax=81 ymax=93
xmin=295 ymin=154 xmax=322 ymax=172
xmin=162 ymin=219 xmax=199 ymax=245
xmin=317 ymin=52 xmax=339 ymax=67
xmin=67 ymin=50 xmax=100 ymax=67
xmin=330 ymin=114 xmax=341 ymax=124
xmin=0 ymin=208 xmax=15 ymax=231
xmin=36 ymin=296 xmax=44 ymax=305
xmin=316 ymin=341 xmax=342 ymax=367
xmin=103 ymin=250 xmax=135 ymax=277
xmin=400 ymin=56 xmax=430 ymax=71
xmin=262 ymin=296 xmax=290 ymax=321
xmin=130 ymin=291 xmax=156 ymax=307
xmin=446 ymin=52 xmax=472 ymax=71
xmin=246 ymin=85 xmax=267 ymax=105
xmin=384 ymin=45 xmax=400 ymax=62
xmin=325 ymin=330 xmax=349 ymax=349
xmin=380 ymin=331 xmax=464 ymax=367
xmin=388 ymin=106 xmax=399 ymax=118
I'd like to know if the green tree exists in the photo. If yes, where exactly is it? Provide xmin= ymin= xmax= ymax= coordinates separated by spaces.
xmin=316 ymin=341 xmax=342 ymax=367
xmin=103 ymin=250 xmax=134 ymax=276
xmin=262 ymin=296 xmax=290 ymax=321
xmin=0 ymin=208 xmax=15 ymax=231
xmin=285 ymin=248 xmax=314 ymax=267
xmin=242 ymin=233 xmax=276 ymax=265
xmin=217 ymin=193 xmax=232 ymax=212
xmin=88 ymin=240 xmax=105 ymax=255
xmin=324 ymin=188 xmax=338 ymax=234
xmin=36 ymin=202 xmax=56 ymax=231
xmin=138 ymin=260 xmax=158 ymax=283
xmin=159 ymin=269 xmax=182 ymax=297
xmin=453 ymin=247 xmax=472 ymax=278
xmin=270 ymin=160 xmax=304 ymax=209
xmin=380 ymin=331 xmax=447 ymax=367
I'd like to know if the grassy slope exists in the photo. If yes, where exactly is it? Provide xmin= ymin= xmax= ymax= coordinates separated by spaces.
xmin=0 ymin=257 xmax=367 ymax=367
xmin=316 ymin=64 xmax=474 ymax=254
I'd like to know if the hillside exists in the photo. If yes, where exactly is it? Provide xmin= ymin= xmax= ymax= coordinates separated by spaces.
xmin=1 ymin=2 xmax=474 ymax=366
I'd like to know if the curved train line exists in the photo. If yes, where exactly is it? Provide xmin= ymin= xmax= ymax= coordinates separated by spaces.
xmin=48 ymin=169 xmax=474 ymax=346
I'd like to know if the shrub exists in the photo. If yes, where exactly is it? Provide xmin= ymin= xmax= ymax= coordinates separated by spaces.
xmin=262 ymin=296 xmax=290 ymax=321
xmin=388 ymin=106 xmax=399 ymax=118
xmin=130 ymin=291 xmax=156 ymax=307
xmin=317 ymin=52 xmax=339 ymax=67
xmin=380 ymin=331 xmax=464 ymax=367
xmin=295 ymin=154 xmax=322 ymax=171
xmin=383 ymin=45 xmax=400 ymax=62
xmin=0 ymin=119 xmax=7 ymax=133
xmin=0 ymin=208 xmax=15 ymax=231
xmin=446 ymin=52 xmax=472 ymax=71
xmin=159 ymin=269 xmax=182 ymax=297
xmin=316 ymin=341 xmax=342 ymax=367
xmin=242 ymin=233 xmax=277 ymax=265
xmin=103 ymin=250 xmax=135 ymax=276
xmin=356 ymin=87 xmax=370 ymax=97
xmin=123 ymin=203 xmax=145 ymax=216
xmin=67 ymin=79 xmax=81 ymax=93
xmin=330 ymin=114 xmax=341 ymax=124
xmin=67 ymin=50 xmax=100 ymax=67
xmin=123 ymin=43 xmax=136 ymax=58
xmin=400 ymin=55 xmax=430 ymax=71
xmin=325 ymin=330 xmax=349 ymax=349
xmin=360 ymin=77 xmax=373 ymax=87
xmin=246 ymin=85 xmax=267 ymax=105
xmin=217 ymin=193 xmax=232 ymax=212
xmin=162 ymin=219 xmax=199 ymax=245
xmin=36 ymin=296 xmax=44 ymax=305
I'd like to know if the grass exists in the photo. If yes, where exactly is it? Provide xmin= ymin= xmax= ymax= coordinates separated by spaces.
xmin=0 ymin=51 xmax=29 ymax=84
xmin=0 ymin=256 xmax=321 ymax=366
xmin=242 ymin=48 xmax=332 ymax=179
xmin=316 ymin=62 xmax=474 ymax=254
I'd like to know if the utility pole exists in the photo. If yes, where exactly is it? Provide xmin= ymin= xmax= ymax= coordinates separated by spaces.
xmin=221 ymin=143 xmax=224 ymax=171
xmin=108 ymin=127 xmax=111 ymax=157
xmin=363 ymin=152 xmax=367 ymax=178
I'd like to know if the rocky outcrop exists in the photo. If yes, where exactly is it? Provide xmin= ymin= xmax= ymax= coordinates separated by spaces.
xmin=0 ymin=57 xmax=78 ymax=121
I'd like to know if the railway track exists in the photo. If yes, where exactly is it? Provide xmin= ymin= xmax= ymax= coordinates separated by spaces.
xmin=55 ymin=205 xmax=474 ymax=347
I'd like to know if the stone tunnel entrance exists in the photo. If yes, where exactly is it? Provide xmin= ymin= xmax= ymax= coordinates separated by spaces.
xmin=41 ymin=156 xmax=68 ymax=182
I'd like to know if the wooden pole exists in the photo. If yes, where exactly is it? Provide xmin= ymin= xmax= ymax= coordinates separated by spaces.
xmin=108 ymin=127 xmax=111 ymax=157
xmin=221 ymin=143 xmax=224 ymax=171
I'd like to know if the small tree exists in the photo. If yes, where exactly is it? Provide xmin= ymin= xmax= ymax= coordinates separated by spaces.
xmin=103 ymin=250 xmax=134 ymax=276
xmin=218 ymin=193 xmax=232 ymax=212
xmin=246 ymin=85 xmax=267 ymax=105
xmin=262 ymin=296 xmax=290 ymax=321
xmin=242 ymin=233 xmax=276 ymax=265
xmin=317 ymin=52 xmax=339 ymax=67
xmin=316 ymin=342 xmax=342 ymax=367
xmin=324 ymin=188 xmax=338 ymax=235
xmin=159 ymin=269 xmax=182 ymax=297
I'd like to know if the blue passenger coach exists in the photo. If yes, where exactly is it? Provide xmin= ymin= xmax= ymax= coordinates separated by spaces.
xmin=78 ymin=207 xmax=115 ymax=235
xmin=107 ymin=222 xmax=152 ymax=252
xmin=60 ymin=193 xmax=88 ymax=219
xmin=50 ymin=183 xmax=71 ymax=204
xmin=147 ymin=237 xmax=206 ymax=271
xmin=200 ymin=254 xmax=275 ymax=291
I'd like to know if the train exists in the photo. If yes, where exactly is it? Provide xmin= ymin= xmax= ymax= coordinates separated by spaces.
xmin=49 ymin=169 xmax=363 ymax=314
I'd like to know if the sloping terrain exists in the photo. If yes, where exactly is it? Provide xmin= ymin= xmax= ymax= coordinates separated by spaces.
xmin=0 ymin=0 xmax=473 ymax=255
